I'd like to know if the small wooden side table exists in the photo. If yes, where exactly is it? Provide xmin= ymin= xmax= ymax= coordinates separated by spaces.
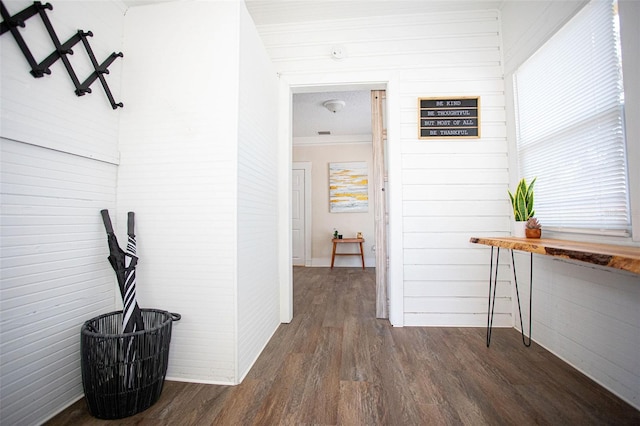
xmin=331 ymin=238 xmax=365 ymax=269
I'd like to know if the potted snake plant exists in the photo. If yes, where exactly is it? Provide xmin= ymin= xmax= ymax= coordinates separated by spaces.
xmin=508 ymin=177 xmax=536 ymax=237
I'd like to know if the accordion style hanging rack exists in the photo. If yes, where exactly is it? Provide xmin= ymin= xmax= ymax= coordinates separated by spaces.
xmin=0 ymin=0 xmax=123 ymax=109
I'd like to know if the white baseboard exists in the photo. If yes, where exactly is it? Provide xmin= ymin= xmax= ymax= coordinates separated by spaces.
xmin=310 ymin=256 xmax=375 ymax=268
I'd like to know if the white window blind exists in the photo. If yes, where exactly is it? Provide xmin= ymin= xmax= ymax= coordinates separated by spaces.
xmin=513 ymin=0 xmax=630 ymax=234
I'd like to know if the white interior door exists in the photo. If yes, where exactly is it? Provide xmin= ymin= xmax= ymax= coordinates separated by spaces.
xmin=292 ymin=168 xmax=305 ymax=265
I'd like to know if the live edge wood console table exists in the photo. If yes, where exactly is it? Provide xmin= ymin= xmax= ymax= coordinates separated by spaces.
xmin=331 ymin=238 xmax=365 ymax=269
xmin=469 ymin=237 xmax=640 ymax=348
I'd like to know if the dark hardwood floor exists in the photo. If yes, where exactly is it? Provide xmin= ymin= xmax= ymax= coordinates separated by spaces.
xmin=48 ymin=266 xmax=639 ymax=425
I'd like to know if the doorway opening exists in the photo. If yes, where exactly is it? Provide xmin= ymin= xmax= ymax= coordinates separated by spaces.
xmin=290 ymin=84 xmax=388 ymax=319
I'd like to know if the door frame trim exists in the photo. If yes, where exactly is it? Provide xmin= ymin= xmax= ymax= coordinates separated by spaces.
xmin=278 ymin=73 xmax=404 ymax=326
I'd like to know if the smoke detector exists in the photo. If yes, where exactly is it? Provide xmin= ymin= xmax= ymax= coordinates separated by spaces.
xmin=331 ymin=46 xmax=346 ymax=60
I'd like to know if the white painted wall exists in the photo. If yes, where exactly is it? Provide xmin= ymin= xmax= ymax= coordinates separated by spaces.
xmin=119 ymin=0 xmax=240 ymax=385
xmin=119 ymin=0 xmax=280 ymax=385
xmin=293 ymin=141 xmax=376 ymax=267
xmin=236 ymin=2 xmax=280 ymax=380
xmin=0 ymin=1 xmax=125 ymax=424
xmin=255 ymin=8 xmax=511 ymax=326
xmin=501 ymin=0 xmax=640 ymax=409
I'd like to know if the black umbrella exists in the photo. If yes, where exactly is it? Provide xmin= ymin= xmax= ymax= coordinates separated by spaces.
xmin=100 ymin=209 xmax=144 ymax=332
xmin=100 ymin=209 xmax=144 ymax=386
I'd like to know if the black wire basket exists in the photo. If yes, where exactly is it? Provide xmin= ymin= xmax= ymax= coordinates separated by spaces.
xmin=80 ymin=309 xmax=181 ymax=419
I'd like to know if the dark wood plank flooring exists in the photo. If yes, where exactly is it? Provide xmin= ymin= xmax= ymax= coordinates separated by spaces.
xmin=47 ymin=266 xmax=639 ymax=425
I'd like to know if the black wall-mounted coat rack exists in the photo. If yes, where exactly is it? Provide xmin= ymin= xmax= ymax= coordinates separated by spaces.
xmin=0 ymin=0 xmax=123 ymax=109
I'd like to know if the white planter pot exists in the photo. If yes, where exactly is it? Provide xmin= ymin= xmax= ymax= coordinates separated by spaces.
xmin=513 ymin=221 xmax=527 ymax=238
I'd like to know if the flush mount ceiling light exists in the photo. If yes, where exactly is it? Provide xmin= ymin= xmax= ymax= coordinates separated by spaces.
xmin=323 ymin=99 xmax=345 ymax=113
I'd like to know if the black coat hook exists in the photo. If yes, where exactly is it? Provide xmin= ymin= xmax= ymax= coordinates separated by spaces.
xmin=0 ymin=0 xmax=124 ymax=109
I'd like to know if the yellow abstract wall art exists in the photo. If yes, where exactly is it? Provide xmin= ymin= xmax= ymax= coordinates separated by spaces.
xmin=329 ymin=162 xmax=369 ymax=213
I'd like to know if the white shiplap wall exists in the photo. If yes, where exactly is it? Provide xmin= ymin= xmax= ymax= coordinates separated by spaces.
xmin=118 ymin=1 xmax=241 ymax=384
xmin=253 ymin=9 xmax=511 ymax=327
xmin=501 ymin=0 xmax=640 ymax=409
xmin=0 ymin=1 xmax=125 ymax=423
xmin=513 ymin=256 xmax=640 ymax=408
xmin=236 ymin=3 xmax=280 ymax=380
xmin=119 ymin=1 xmax=281 ymax=385
xmin=0 ymin=140 xmax=118 ymax=425
xmin=397 ymin=11 xmax=510 ymax=324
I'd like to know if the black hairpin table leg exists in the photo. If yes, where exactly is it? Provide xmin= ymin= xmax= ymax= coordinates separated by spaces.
xmin=486 ymin=246 xmax=500 ymax=347
xmin=511 ymin=250 xmax=533 ymax=347
xmin=486 ymin=247 xmax=533 ymax=347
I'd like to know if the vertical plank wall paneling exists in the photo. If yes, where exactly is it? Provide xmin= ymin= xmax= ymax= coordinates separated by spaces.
xmin=253 ymin=9 xmax=512 ymax=327
xmin=0 ymin=1 xmax=125 ymax=423
xmin=236 ymin=3 xmax=280 ymax=379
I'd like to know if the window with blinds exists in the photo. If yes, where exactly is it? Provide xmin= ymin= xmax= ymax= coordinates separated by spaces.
xmin=513 ymin=0 xmax=630 ymax=236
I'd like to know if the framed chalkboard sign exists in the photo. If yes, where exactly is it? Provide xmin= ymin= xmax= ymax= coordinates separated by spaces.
xmin=418 ymin=97 xmax=480 ymax=139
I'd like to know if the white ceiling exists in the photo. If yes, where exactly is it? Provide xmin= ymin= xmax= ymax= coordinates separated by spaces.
xmin=244 ymin=0 xmax=503 ymax=26
xmin=119 ymin=0 xmax=504 ymax=140
xmin=121 ymin=0 xmax=504 ymax=21
xmin=293 ymin=91 xmax=372 ymax=139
